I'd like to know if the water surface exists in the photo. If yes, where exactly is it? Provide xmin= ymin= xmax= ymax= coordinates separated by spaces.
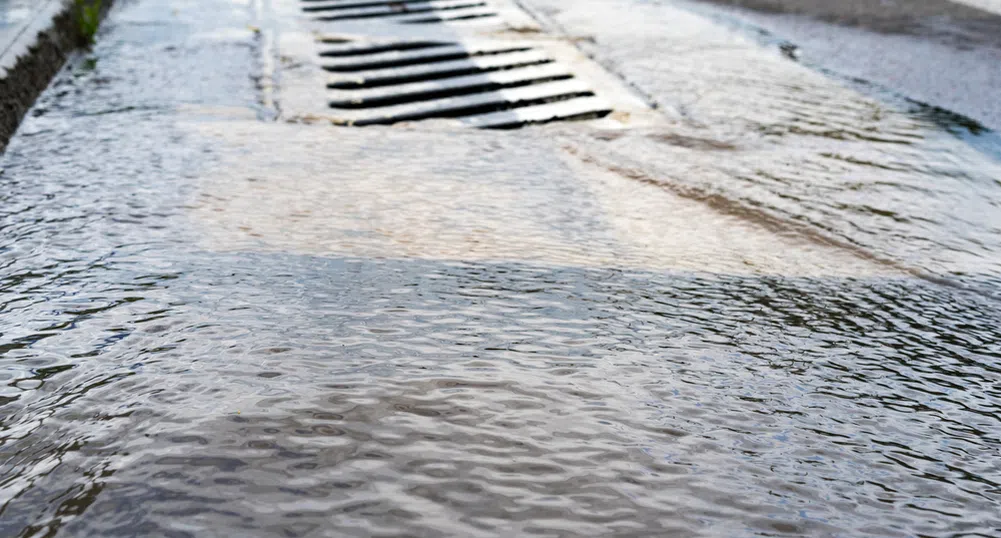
xmin=2 ymin=0 xmax=1001 ymax=536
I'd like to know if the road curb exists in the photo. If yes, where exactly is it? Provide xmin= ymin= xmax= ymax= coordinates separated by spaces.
xmin=1 ymin=0 xmax=110 ymax=153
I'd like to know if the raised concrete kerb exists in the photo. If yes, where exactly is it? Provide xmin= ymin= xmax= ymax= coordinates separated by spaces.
xmin=1 ymin=0 xmax=99 ymax=152
xmin=0 ymin=0 xmax=66 ymax=79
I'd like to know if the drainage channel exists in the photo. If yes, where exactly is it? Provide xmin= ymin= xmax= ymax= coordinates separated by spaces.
xmin=319 ymin=38 xmax=612 ymax=127
xmin=279 ymin=0 xmax=653 ymax=128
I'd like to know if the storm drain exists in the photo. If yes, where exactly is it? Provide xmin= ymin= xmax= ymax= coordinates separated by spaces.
xmin=319 ymin=38 xmax=614 ymax=128
xmin=281 ymin=0 xmax=647 ymax=127
xmin=300 ymin=0 xmax=500 ymax=25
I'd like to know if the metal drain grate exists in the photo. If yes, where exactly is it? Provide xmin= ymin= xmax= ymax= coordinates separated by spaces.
xmin=279 ymin=0 xmax=649 ymax=128
xmin=319 ymin=38 xmax=614 ymax=128
xmin=300 ymin=0 xmax=501 ymax=25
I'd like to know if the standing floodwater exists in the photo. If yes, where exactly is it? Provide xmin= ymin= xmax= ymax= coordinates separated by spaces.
xmin=2 ymin=0 xmax=1001 ymax=536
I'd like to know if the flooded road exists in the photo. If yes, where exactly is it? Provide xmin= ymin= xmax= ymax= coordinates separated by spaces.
xmin=2 ymin=0 xmax=1001 ymax=536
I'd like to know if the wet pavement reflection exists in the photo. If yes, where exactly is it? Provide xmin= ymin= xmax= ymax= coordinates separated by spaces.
xmin=2 ymin=0 xmax=1001 ymax=536
xmin=3 ymin=241 xmax=1001 ymax=536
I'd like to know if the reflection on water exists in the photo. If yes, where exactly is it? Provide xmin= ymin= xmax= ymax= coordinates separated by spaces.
xmin=3 ymin=248 xmax=1001 ymax=536
xmin=2 ymin=0 xmax=1001 ymax=536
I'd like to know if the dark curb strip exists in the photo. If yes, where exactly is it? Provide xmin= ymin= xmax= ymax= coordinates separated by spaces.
xmin=1 ymin=0 xmax=112 ymax=153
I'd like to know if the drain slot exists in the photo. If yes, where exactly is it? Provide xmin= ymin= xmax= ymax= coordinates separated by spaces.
xmin=301 ymin=0 xmax=501 ymax=25
xmin=329 ymin=70 xmax=575 ymax=108
xmin=302 ymin=0 xmax=448 ymax=11
xmin=314 ymin=1 xmax=487 ymax=21
xmin=321 ymin=44 xmax=532 ymax=72
xmin=344 ymin=80 xmax=595 ymax=126
xmin=399 ymin=11 xmax=498 ymax=24
xmin=327 ymin=50 xmax=555 ymax=88
xmin=464 ymin=99 xmax=613 ymax=129
xmin=328 ymin=59 xmax=552 ymax=88
xmin=319 ymin=41 xmax=449 ymax=57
